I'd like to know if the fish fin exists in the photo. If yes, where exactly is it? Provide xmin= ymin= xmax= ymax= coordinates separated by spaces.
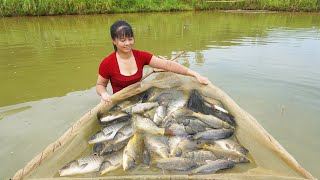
xmin=79 ymin=163 xmax=89 ymax=169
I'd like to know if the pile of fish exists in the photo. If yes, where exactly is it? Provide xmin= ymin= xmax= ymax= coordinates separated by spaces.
xmin=59 ymin=88 xmax=250 ymax=176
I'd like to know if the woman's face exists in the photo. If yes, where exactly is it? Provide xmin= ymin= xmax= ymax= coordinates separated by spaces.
xmin=113 ymin=36 xmax=134 ymax=53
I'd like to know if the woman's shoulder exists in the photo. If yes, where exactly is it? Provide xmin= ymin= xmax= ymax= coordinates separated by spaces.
xmin=101 ymin=52 xmax=116 ymax=65
xmin=132 ymin=49 xmax=153 ymax=60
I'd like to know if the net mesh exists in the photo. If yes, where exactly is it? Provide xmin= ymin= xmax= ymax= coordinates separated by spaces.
xmin=12 ymin=72 xmax=315 ymax=180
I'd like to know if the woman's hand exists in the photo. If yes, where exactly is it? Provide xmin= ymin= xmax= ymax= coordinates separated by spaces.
xmin=194 ymin=73 xmax=209 ymax=85
xmin=101 ymin=91 xmax=112 ymax=106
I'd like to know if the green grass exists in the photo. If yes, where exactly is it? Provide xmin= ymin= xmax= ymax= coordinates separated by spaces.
xmin=0 ymin=0 xmax=319 ymax=17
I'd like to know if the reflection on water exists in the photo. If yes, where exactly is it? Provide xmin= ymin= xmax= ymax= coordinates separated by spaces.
xmin=0 ymin=11 xmax=320 ymax=179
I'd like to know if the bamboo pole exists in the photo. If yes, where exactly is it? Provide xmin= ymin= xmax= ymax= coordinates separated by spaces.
xmin=140 ymin=51 xmax=185 ymax=81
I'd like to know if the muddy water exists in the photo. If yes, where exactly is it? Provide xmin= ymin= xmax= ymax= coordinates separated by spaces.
xmin=0 ymin=11 xmax=319 ymax=179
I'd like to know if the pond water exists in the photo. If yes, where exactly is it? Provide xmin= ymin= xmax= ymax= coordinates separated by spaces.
xmin=0 ymin=11 xmax=319 ymax=179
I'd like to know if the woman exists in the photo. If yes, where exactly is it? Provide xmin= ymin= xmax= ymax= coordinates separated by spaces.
xmin=96 ymin=20 xmax=209 ymax=105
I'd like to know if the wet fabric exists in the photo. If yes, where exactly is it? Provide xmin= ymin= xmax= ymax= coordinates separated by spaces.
xmin=12 ymin=72 xmax=315 ymax=180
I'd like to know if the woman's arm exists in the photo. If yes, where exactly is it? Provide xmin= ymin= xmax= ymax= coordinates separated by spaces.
xmin=148 ymin=56 xmax=209 ymax=85
xmin=96 ymin=75 xmax=112 ymax=105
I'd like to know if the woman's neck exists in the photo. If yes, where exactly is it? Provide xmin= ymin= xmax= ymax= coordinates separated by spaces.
xmin=116 ymin=50 xmax=132 ymax=60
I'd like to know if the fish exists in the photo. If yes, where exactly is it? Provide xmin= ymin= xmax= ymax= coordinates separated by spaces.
xmin=59 ymin=154 xmax=104 ymax=176
xmin=169 ymin=138 xmax=197 ymax=157
xmin=123 ymin=133 xmax=144 ymax=170
xmin=191 ymin=112 xmax=234 ymax=129
xmin=88 ymin=121 xmax=130 ymax=144
xmin=186 ymin=89 xmax=236 ymax=127
xmin=144 ymin=134 xmax=170 ymax=159
xmin=98 ymin=124 xmax=134 ymax=154
xmin=182 ymin=150 xmax=218 ymax=164
xmin=93 ymin=138 xmax=130 ymax=156
xmin=165 ymin=123 xmax=189 ymax=137
xmin=153 ymin=105 xmax=167 ymax=126
xmin=142 ymin=107 xmax=157 ymax=119
xmin=151 ymin=89 xmax=188 ymax=115
xmin=190 ymin=159 xmax=235 ymax=174
xmin=98 ymin=111 xmax=130 ymax=124
xmin=178 ymin=116 xmax=209 ymax=134
xmin=161 ymin=108 xmax=194 ymax=128
xmin=123 ymin=102 xmax=159 ymax=114
xmin=193 ymin=128 xmax=234 ymax=140
xmin=99 ymin=150 xmax=123 ymax=175
xmin=133 ymin=115 xmax=165 ymax=135
xmin=213 ymin=139 xmax=249 ymax=155
xmin=201 ymin=144 xmax=249 ymax=163
xmin=156 ymin=157 xmax=198 ymax=171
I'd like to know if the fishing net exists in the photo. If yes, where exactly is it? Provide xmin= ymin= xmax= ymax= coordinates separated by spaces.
xmin=12 ymin=72 xmax=314 ymax=180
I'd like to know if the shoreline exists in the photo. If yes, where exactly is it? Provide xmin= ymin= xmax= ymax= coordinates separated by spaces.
xmin=1 ymin=0 xmax=319 ymax=17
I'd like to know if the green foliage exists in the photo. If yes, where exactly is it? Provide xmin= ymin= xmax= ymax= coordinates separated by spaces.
xmin=0 ymin=0 xmax=319 ymax=17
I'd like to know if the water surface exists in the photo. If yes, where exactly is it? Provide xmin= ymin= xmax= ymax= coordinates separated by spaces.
xmin=0 ymin=11 xmax=319 ymax=179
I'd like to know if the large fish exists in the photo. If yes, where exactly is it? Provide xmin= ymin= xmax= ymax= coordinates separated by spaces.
xmin=178 ymin=116 xmax=209 ymax=134
xmin=193 ymin=128 xmax=234 ymax=140
xmin=144 ymin=134 xmax=170 ymax=159
xmin=123 ymin=102 xmax=159 ymax=114
xmin=133 ymin=115 xmax=165 ymax=135
xmin=88 ymin=121 xmax=130 ymax=144
xmin=165 ymin=123 xmax=189 ymax=137
xmin=93 ymin=138 xmax=130 ymax=156
xmin=123 ymin=133 xmax=144 ymax=170
xmin=162 ymin=108 xmax=193 ymax=128
xmin=190 ymin=159 xmax=235 ymax=174
xmin=59 ymin=154 xmax=104 ymax=176
xmin=213 ymin=139 xmax=249 ymax=155
xmin=98 ymin=111 xmax=131 ymax=124
xmin=156 ymin=157 xmax=198 ymax=171
xmin=191 ymin=112 xmax=234 ymax=129
xmin=99 ymin=150 xmax=123 ymax=175
xmin=186 ymin=89 xmax=236 ymax=127
xmin=98 ymin=124 xmax=134 ymax=154
xmin=153 ymin=105 xmax=167 ymax=126
xmin=150 ymin=89 xmax=188 ymax=115
xmin=169 ymin=138 xmax=197 ymax=157
xmin=201 ymin=144 xmax=249 ymax=163
xmin=182 ymin=150 xmax=218 ymax=164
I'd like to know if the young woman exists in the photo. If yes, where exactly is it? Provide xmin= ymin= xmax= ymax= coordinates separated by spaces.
xmin=96 ymin=20 xmax=209 ymax=105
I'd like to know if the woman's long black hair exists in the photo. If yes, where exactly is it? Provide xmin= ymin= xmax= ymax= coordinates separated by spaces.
xmin=110 ymin=20 xmax=134 ymax=51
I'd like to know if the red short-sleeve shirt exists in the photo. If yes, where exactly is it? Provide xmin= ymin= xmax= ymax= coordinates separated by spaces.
xmin=99 ymin=50 xmax=153 ymax=93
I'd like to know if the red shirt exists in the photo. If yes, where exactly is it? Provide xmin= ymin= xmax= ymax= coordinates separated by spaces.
xmin=99 ymin=50 xmax=153 ymax=93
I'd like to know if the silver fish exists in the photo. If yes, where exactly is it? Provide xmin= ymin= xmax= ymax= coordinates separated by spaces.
xmin=133 ymin=115 xmax=165 ymax=135
xmin=88 ymin=121 xmax=130 ymax=144
xmin=193 ymin=128 xmax=234 ymax=140
xmin=59 ymin=154 xmax=104 ymax=176
xmin=156 ymin=157 xmax=198 ymax=171
xmin=99 ymin=112 xmax=130 ymax=123
xmin=213 ymin=139 xmax=249 ymax=155
xmin=201 ymin=144 xmax=249 ymax=163
xmin=182 ymin=150 xmax=218 ymax=164
xmin=192 ymin=112 xmax=233 ymax=129
xmin=99 ymin=124 xmax=134 ymax=154
xmin=190 ymin=159 xmax=235 ymax=174
xmin=153 ymin=105 xmax=167 ymax=126
xmin=99 ymin=150 xmax=123 ymax=175
xmin=123 ymin=102 xmax=159 ymax=114
xmin=144 ymin=134 xmax=170 ymax=159
xmin=93 ymin=138 xmax=130 ymax=156
xmin=162 ymin=108 xmax=193 ymax=128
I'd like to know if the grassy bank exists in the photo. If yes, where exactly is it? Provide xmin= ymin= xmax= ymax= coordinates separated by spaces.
xmin=0 ymin=0 xmax=319 ymax=17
